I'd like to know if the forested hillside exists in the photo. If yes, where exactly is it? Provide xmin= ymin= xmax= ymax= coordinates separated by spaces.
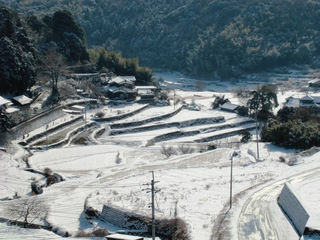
xmin=3 ymin=0 xmax=320 ymax=78
xmin=0 ymin=5 xmax=36 ymax=94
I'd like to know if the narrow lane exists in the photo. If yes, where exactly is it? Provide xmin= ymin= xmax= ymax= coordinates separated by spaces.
xmin=238 ymin=168 xmax=320 ymax=240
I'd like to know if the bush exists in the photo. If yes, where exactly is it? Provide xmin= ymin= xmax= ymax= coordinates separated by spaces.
xmin=178 ymin=144 xmax=194 ymax=154
xmin=279 ymin=156 xmax=285 ymax=163
xmin=211 ymin=95 xmax=229 ymax=109
xmin=156 ymin=217 xmax=190 ymax=240
xmin=237 ymin=106 xmax=249 ymax=116
xmin=85 ymin=207 xmax=97 ymax=217
xmin=261 ymin=120 xmax=320 ymax=149
xmin=207 ymin=144 xmax=217 ymax=151
xmin=92 ymin=228 xmax=109 ymax=237
xmin=43 ymin=167 xmax=53 ymax=177
xmin=74 ymin=228 xmax=109 ymax=237
xmin=161 ymin=145 xmax=175 ymax=158
xmin=74 ymin=230 xmax=91 ymax=237
xmin=46 ymin=175 xmax=58 ymax=186
xmin=240 ymin=130 xmax=252 ymax=143
xmin=95 ymin=111 xmax=105 ymax=118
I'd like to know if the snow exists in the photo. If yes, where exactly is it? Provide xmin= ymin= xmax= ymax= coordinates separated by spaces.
xmin=1 ymin=70 xmax=320 ymax=240
xmin=0 ymin=222 xmax=64 ymax=240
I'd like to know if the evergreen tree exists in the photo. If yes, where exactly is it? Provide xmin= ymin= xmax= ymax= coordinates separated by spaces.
xmin=0 ymin=5 xmax=36 ymax=95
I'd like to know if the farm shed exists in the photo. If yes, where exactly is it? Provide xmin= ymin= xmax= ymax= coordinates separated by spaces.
xmin=278 ymin=183 xmax=309 ymax=236
xmin=11 ymin=95 xmax=32 ymax=106
xmin=220 ymin=102 xmax=239 ymax=112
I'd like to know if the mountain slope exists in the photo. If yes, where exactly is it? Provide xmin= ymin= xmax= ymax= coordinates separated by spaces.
xmin=3 ymin=0 xmax=320 ymax=78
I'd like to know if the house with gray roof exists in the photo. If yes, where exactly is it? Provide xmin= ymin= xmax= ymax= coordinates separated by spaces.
xmin=220 ymin=102 xmax=239 ymax=112
xmin=12 ymin=95 xmax=33 ymax=106
xmin=285 ymin=94 xmax=320 ymax=108
xmin=106 ymin=76 xmax=137 ymax=100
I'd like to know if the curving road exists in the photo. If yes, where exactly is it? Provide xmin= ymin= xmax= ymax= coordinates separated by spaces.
xmin=238 ymin=167 xmax=320 ymax=240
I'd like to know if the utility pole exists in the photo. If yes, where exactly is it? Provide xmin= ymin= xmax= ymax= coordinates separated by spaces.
xmin=255 ymin=109 xmax=260 ymax=161
xmin=143 ymin=171 xmax=159 ymax=240
xmin=230 ymin=153 xmax=233 ymax=209
xmin=151 ymin=171 xmax=156 ymax=240
xmin=83 ymin=105 xmax=87 ymax=129
xmin=45 ymin=124 xmax=49 ymax=149
xmin=230 ymin=151 xmax=237 ymax=209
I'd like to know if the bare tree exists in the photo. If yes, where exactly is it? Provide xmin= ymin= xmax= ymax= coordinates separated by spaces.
xmin=161 ymin=145 xmax=175 ymax=158
xmin=178 ymin=144 xmax=194 ymax=154
xmin=235 ymin=87 xmax=251 ymax=106
xmin=5 ymin=197 xmax=49 ymax=228
xmin=43 ymin=167 xmax=53 ymax=177
xmin=41 ymin=48 xmax=68 ymax=95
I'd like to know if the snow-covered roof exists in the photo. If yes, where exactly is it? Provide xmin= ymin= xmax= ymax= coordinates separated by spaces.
xmin=285 ymin=94 xmax=320 ymax=107
xmin=312 ymin=96 xmax=320 ymax=104
xmin=5 ymin=107 xmax=20 ymax=114
xmin=105 ymin=86 xmax=119 ymax=93
xmin=115 ymin=87 xmax=136 ymax=94
xmin=71 ymin=105 xmax=85 ymax=110
xmin=70 ymin=73 xmax=99 ymax=79
xmin=121 ymin=76 xmax=136 ymax=82
xmin=110 ymin=76 xmax=136 ymax=85
xmin=0 ymin=96 xmax=11 ymax=106
xmin=106 ymin=86 xmax=136 ymax=94
xmin=110 ymin=76 xmax=126 ymax=85
xmin=301 ymin=95 xmax=314 ymax=101
xmin=12 ymin=95 xmax=32 ymax=105
xmin=220 ymin=102 xmax=239 ymax=111
xmin=106 ymin=234 xmax=143 ymax=240
xmin=136 ymin=86 xmax=157 ymax=90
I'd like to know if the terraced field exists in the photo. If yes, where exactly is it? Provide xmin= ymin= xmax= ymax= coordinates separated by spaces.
xmin=97 ymin=104 xmax=255 ymax=147
xmin=21 ymin=101 xmax=255 ymax=151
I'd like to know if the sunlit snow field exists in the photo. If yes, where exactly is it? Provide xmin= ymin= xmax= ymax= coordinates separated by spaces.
xmin=1 ymin=70 xmax=320 ymax=240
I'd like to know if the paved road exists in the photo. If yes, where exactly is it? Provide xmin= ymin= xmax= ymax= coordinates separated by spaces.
xmin=238 ymin=167 xmax=320 ymax=240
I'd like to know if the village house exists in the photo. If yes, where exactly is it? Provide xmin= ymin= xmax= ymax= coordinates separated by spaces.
xmin=0 ymin=96 xmax=26 ymax=124
xmin=135 ymin=86 xmax=157 ymax=101
xmin=105 ymin=76 xmax=137 ymax=100
xmin=285 ymin=94 xmax=320 ymax=108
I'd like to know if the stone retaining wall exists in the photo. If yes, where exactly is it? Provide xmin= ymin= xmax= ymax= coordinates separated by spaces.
xmin=110 ymin=106 xmax=183 ymax=128
xmin=93 ymin=104 xmax=149 ymax=122
xmin=27 ymin=121 xmax=96 ymax=150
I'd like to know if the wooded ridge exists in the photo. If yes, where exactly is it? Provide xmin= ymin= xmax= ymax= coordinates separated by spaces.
xmin=2 ymin=0 xmax=320 ymax=78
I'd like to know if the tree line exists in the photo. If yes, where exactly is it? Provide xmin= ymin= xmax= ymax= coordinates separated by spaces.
xmin=0 ymin=4 xmax=154 ymax=95
xmin=241 ymin=85 xmax=320 ymax=150
xmin=4 ymin=0 xmax=320 ymax=79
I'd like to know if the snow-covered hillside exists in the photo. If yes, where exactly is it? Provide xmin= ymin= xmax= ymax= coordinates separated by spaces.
xmin=1 ymin=70 xmax=320 ymax=240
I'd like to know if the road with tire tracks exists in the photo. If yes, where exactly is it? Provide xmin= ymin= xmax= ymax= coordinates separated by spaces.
xmin=238 ymin=167 xmax=320 ymax=240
